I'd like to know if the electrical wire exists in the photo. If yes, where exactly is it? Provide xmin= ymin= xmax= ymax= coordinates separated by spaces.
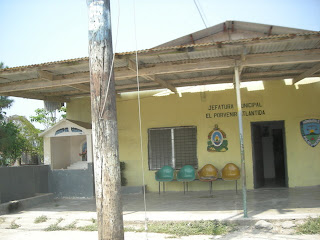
xmin=195 ymin=0 xmax=209 ymax=26
xmin=193 ymin=0 xmax=208 ymax=28
xmin=133 ymin=0 xmax=149 ymax=238
xmin=99 ymin=0 xmax=121 ymax=119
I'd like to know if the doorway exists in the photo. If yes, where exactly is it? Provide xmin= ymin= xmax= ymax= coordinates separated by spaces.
xmin=251 ymin=121 xmax=287 ymax=188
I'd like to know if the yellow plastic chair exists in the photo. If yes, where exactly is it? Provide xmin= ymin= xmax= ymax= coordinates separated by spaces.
xmin=221 ymin=163 xmax=240 ymax=193
xmin=198 ymin=164 xmax=219 ymax=194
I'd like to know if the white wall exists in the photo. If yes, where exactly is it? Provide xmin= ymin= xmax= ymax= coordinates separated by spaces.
xmin=70 ymin=135 xmax=86 ymax=164
xmin=51 ymin=136 xmax=71 ymax=169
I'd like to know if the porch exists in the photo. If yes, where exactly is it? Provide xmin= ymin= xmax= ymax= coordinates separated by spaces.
xmin=2 ymin=186 xmax=319 ymax=223
xmin=125 ymin=187 xmax=320 ymax=221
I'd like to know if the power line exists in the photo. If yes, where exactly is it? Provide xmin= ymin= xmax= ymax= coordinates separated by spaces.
xmin=193 ymin=0 xmax=208 ymax=28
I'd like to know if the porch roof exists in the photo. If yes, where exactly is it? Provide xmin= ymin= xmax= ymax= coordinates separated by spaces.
xmin=0 ymin=21 xmax=319 ymax=102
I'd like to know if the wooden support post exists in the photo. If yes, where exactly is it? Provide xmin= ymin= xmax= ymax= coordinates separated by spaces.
xmin=87 ymin=1 xmax=124 ymax=240
xmin=234 ymin=65 xmax=248 ymax=218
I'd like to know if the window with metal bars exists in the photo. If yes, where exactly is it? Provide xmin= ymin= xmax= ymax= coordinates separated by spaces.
xmin=148 ymin=126 xmax=197 ymax=170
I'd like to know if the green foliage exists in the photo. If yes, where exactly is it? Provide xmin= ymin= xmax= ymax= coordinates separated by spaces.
xmin=0 ymin=116 xmax=43 ymax=165
xmin=77 ymin=223 xmax=97 ymax=231
xmin=45 ymin=218 xmax=78 ymax=231
xmin=0 ymin=62 xmax=42 ymax=165
xmin=30 ymin=107 xmax=66 ymax=129
xmin=125 ymin=220 xmax=235 ymax=236
xmin=0 ymin=122 xmax=26 ymax=165
xmin=297 ymin=217 xmax=320 ymax=234
xmin=8 ymin=115 xmax=43 ymax=163
xmin=8 ymin=220 xmax=20 ymax=229
xmin=59 ymin=106 xmax=67 ymax=119
xmin=0 ymin=62 xmax=12 ymax=119
xmin=0 ymin=96 xmax=13 ymax=120
xmin=44 ymin=218 xmax=64 ymax=231
xmin=34 ymin=215 xmax=48 ymax=224
xmin=0 ymin=62 xmax=8 ymax=69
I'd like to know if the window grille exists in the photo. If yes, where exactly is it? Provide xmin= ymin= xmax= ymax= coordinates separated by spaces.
xmin=148 ymin=126 xmax=197 ymax=170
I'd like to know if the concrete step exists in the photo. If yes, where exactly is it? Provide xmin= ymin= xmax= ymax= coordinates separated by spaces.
xmin=67 ymin=161 xmax=88 ymax=170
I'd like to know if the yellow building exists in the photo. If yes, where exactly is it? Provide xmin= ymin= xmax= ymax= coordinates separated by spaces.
xmin=66 ymin=78 xmax=320 ymax=192
xmin=0 ymin=21 xmax=319 ymax=195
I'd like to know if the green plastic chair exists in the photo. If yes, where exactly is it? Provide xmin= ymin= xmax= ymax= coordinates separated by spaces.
xmin=155 ymin=165 xmax=174 ymax=194
xmin=177 ymin=165 xmax=196 ymax=194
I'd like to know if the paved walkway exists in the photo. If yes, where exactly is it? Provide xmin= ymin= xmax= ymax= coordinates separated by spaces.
xmin=0 ymin=187 xmax=319 ymax=239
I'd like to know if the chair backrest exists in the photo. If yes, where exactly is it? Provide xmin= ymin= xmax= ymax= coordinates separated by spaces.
xmin=177 ymin=165 xmax=195 ymax=181
xmin=221 ymin=163 xmax=240 ymax=180
xmin=198 ymin=164 xmax=218 ymax=181
xmin=155 ymin=165 xmax=174 ymax=181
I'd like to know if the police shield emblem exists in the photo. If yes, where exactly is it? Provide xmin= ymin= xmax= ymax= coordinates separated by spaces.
xmin=300 ymin=119 xmax=320 ymax=147
xmin=207 ymin=124 xmax=228 ymax=152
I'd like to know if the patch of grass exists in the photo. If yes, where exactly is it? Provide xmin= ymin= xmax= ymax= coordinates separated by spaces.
xmin=78 ymin=223 xmax=97 ymax=231
xmin=0 ymin=218 xmax=5 ymax=224
xmin=44 ymin=218 xmax=64 ymax=231
xmin=34 ymin=215 xmax=48 ymax=224
xmin=8 ymin=220 xmax=20 ymax=229
xmin=91 ymin=218 xmax=96 ymax=224
xmin=65 ymin=221 xmax=77 ymax=230
xmin=45 ymin=219 xmax=79 ymax=231
xmin=296 ymin=217 xmax=320 ymax=234
xmin=125 ymin=220 xmax=236 ymax=236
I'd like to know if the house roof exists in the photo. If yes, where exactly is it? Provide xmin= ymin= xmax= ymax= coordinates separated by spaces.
xmin=39 ymin=118 xmax=92 ymax=137
xmin=155 ymin=20 xmax=314 ymax=48
xmin=0 ymin=21 xmax=319 ymax=102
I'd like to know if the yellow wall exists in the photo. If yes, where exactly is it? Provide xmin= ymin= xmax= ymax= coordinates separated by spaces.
xmin=67 ymin=80 xmax=320 ymax=191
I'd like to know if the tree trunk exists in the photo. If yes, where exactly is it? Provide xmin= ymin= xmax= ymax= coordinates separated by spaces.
xmin=87 ymin=1 xmax=124 ymax=239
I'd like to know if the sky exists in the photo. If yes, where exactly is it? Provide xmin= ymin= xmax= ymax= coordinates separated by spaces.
xmin=1 ymin=0 xmax=320 ymax=128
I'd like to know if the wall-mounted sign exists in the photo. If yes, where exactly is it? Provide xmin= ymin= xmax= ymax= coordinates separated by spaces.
xmin=207 ymin=124 xmax=228 ymax=152
xmin=300 ymin=119 xmax=320 ymax=147
xmin=205 ymin=102 xmax=265 ymax=118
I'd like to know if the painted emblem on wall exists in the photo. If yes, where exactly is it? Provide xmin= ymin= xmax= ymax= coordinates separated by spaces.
xmin=207 ymin=124 xmax=228 ymax=152
xmin=300 ymin=119 xmax=320 ymax=147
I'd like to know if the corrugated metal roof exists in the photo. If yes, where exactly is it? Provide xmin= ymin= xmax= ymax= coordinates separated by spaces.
xmin=0 ymin=21 xmax=319 ymax=101
xmin=156 ymin=20 xmax=315 ymax=48
xmin=1 ymin=31 xmax=319 ymax=73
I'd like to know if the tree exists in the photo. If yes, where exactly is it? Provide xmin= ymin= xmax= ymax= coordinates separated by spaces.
xmin=0 ymin=121 xmax=26 ymax=165
xmin=0 ymin=62 xmax=13 ymax=120
xmin=30 ymin=106 xmax=66 ymax=129
xmin=0 ymin=62 xmax=8 ymax=69
xmin=0 ymin=62 xmax=28 ymax=166
xmin=0 ymin=96 xmax=13 ymax=120
xmin=8 ymin=115 xmax=43 ymax=164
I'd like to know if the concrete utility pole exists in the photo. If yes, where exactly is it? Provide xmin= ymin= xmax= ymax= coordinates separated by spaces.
xmin=87 ymin=1 xmax=124 ymax=240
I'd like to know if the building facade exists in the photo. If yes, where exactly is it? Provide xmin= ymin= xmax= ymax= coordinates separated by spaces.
xmin=66 ymin=78 xmax=320 ymax=192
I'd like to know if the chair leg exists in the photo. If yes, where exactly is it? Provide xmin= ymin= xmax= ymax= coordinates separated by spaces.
xmin=163 ymin=182 xmax=165 ymax=193
xmin=210 ymin=181 xmax=212 ymax=195
xmin=187 ymin=182 xmax=189 ymax=192
xmin=159 ymin=182 xmax=160 ymax=194
xmin=183 ymin=182 xmax=186 ymax=195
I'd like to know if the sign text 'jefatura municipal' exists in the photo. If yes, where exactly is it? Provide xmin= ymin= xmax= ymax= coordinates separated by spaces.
xmin=205 ymin=102 xmax=265 ymax=118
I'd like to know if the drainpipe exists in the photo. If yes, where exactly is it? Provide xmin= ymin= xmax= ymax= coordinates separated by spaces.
xmin=234 ymin=65 xmax=248 ymax=218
